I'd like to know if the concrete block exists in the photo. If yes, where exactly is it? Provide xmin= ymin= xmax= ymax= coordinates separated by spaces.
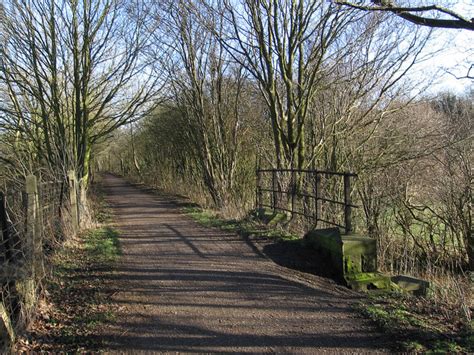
xmin=391 ymin=275 xmax=430 ymax=296
xmin=304 ymin=228 xmax=377 ymax=276
xmin=304 ymin=228 xmax=390 ymax=292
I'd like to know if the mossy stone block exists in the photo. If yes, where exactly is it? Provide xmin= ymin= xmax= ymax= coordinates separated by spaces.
xmin=304 ymin=228 xmax=377 ymax=277
xmin=304 ymin=228 xmax=341 ymax=254
xmin=304 ymin=228 xmax=389 ymax=291
xmin=342 ymin=235 xmax=377 ymax=274
xmin=345 ymin=272 xmax=396 ymax=292
xmin=391 ymin=275 xmax=430 ymax=296
xmin=304 ymin=228 xmax=343 ymax=273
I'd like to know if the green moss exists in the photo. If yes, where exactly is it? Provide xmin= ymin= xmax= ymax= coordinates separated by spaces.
xmin=267 ymin=212 xmax=288 ymax=226
xmin=253 ymin=209 xmax=287 ymax=226
xmin=427 ymin=340 xmax=464 ymax=353
xmin=365 ymin=304 xmax=390 ymax=322
xmin=344 ymin=255 xmax=358 ymax=274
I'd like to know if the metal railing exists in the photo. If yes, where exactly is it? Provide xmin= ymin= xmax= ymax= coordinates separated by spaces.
xmin=256 ymin=168 xmax=357 ymax=234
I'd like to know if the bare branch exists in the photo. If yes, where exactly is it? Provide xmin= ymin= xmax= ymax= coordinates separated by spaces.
xmin=446 ymin=64 xmax=474 ymax=80
xmin=335 ymin=1 xmax=474 ymax=31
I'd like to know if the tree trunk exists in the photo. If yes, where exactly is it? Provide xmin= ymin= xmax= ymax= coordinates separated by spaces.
xmin=468 ymin=228 xmax=474 ymax=272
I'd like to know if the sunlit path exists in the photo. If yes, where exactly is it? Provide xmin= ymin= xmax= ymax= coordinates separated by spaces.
xmin=98 ymin=174 xmax=390 ymax=353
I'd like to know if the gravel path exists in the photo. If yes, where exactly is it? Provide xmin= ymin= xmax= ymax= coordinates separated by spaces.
xmin=99 ymin=174 xmax=389 ymax=353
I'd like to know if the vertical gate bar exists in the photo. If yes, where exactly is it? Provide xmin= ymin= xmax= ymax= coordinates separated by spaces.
xmin=256 ymin=168 xmax=263 ymax=211
xmin=315 ymin=172 xmax=321 ymax=226
xmin=291 ymin=169 xmax=296 ymax=218
xmin=272 ymin=170 xmax=277 ymax=212
xmin=344 ymin=173 xmax=352 ymax=234
xmin=303 ymin=172 xmax=310 ymax=225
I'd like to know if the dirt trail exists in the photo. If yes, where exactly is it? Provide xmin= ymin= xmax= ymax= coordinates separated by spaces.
xmin=99 ymin=174 xmax=389 ymax=353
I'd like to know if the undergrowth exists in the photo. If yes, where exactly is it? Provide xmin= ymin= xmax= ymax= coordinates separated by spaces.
xmin=15 ymin=183 xmax=120 ymax=352
xmin=356 ymin=292 xmax=473 ymax=353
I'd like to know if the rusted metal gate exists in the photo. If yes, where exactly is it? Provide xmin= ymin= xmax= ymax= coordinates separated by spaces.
xmin=256 ymin=168 xmax=357 ymax=234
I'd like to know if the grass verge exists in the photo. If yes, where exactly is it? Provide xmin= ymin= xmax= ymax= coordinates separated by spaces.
xmin=84 ymin=227 xmax=120 ymax=264
xmin=183 ymin=206 xmax=299 ymax=242
xmin=15 ymin=192 xmax=120 ymax=352
xmin=355 ymin=292 xmax=473 ymax=352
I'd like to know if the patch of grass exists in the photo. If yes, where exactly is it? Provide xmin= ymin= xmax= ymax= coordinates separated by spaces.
xmin=183 ymin=206 xmax=299 ymax=242
xmin=184 ymin=206 xmax=239 ymax=231
xmin=95 ymin=205 xmax=112 ymax=223
xmin=356 ymin=293 xmax=473 ymax=352
xmin=83 ymin=310 xmax=116 ymax=331
xmin=84 ymin=227 xmax=121 ymax=264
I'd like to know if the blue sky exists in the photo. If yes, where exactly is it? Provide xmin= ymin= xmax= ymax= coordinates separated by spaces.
xmin=419 ymin=0 xmax=473 ymax=95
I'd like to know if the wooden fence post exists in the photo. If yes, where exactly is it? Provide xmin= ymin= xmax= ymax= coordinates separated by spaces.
xmin=26 ymin=175 xmax=41 ymax=278
xmin=68 ymin=171 xmax=79 ymax=234
xmin=0 ymin=193 xmax=18 ymax=347
xmin=20 ymin=174 xmax=42 ymax=324
xmin=344 ymin=173 xmax=352 ymax=235
xmin=0 ymin=302 xmax=15 ymax=350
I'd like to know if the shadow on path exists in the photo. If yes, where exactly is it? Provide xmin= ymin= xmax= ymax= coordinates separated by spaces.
xmin=96 ymin=174 xmax=390 ymax=353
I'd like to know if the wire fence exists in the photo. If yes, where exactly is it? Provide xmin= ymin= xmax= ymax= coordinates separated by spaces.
xmin=0 ymin=173 xmax=79 ymax=350
xmin=39 ymin=180 xmax=68 ymax=253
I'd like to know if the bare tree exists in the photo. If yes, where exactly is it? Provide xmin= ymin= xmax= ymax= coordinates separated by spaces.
xmin=210 ymin=0 xmax=362 ymax=171
xmin=0 ymin=0 xmax=163 ymax=198
xmin=145 ymin=0 xmax=249 ymax=208
xmin=334 ymin=1 xmax=474 ymax=31
xmin=198 ymin=0 xmax=431 ymax=175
